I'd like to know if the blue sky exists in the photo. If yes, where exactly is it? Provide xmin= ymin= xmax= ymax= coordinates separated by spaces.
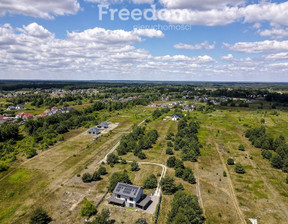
xmin=1 ymin=0 xmax=288 ymax=81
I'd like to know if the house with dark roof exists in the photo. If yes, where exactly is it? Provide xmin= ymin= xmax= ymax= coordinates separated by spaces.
xmin=97 ymin=121 xmax=109 ymax=129
xmin=16 ymin=104 xmax=25 ymax=110
xmin=88 ymin=127 xmax=100 ymax=135
xmin=108 ymin=183 xmax=152 ymax=210
xmin=171 ymin=114 xmax=181 ymax=121
xmin=6 ymin=106 xmax=16 ymax=111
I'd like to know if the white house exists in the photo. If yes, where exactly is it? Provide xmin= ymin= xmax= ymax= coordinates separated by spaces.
xmin=108 ymin=183 xmax=152 ymax=210
xmin=171 ymin=114 xmax=181 ymax=121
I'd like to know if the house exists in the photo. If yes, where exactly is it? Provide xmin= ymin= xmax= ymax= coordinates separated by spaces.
xmin=23 ymin=113 xmax=34 ymax=120
xmin=88 ymin=127 xmax=100 ymax=135
xmin=43 ymin=109 xmax=51 ymax=115
xmin=6 ymin=106 xmax=16 ymax=111
xmin=108 ymin=183 xmax=152 ymax=210
xmin=182 ymin=106 xmax=192 ymax=112
xmin=15 ymin=104 xmax=25 ymax=110
xmin=36 ymin=114 xmax=46 ymax=118
xmin=171 ymin=114 xmax=181 ymax=121
xmin=97 ymin=121 xmax=109 ymax=129
xmin=51 ymin=106 xmax=58 ymax=111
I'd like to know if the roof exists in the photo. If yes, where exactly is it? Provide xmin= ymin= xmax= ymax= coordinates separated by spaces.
xmin=172 ymin=113 xmax=181 ymax=118
xmin=107 ymin=196 xmax=125 ymax=205
xmin=88 ymin=127 xmax=100 ymax=133
xmin=24 ymin=113 xmax=34 ymax=117
xmin=113 ymin=183 xmax=142 ymax=199
xmin=98 ymin=121 xmax=109 ymax=128
xmin=137 ymin=195 xmax=152 ymax=207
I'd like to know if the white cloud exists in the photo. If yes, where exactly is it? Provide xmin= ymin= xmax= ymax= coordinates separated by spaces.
xmin=159 ymin=0 xmax=243 ymax=10
xmin=264 ymin=52 xmax=288 ymax=61
xmin=0 ymin=0 xmax=80 ymax=19
xmin=174 ymin=41 xmax=215 ymax=50
xmin=223 ymin=40 xmax=288 ymax=54
xmin=258 ymin=28 xmax=288 ymax=39
xmin=221 ymin=54 xmax=233 ymax=60
xmin=85 ymin=0 xmax=154 ymax=4
xmin=158 ymin=2 xmax=288 ymax=27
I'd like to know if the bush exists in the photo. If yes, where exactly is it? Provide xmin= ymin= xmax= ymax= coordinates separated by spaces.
xmin=262 ymin=150 xmax=272 ymax=160
xmin=0 ymin=161 xmax=9 ymax=172
xmin=238 ymin=144 xmax=245 ymax=151
xmin=167 ymin=156 xmax=176 ymax=168
xmin=107 ymin=153 xmax=119 ymax=167
xmin=160 ymin=176 xmax=177 ymax=195
xmin=166 ymin=148 xmax=174 ymax=155
xmin=223 ymin=171 xmax=227 ymax=177
xmin=29 ymin=207 xmax=52 ymax=224
xmin=98 ymin=166 xmax=107 ymax=175
xmin=131 ymin=161 xmax=140 ymax=171
xmin=143 ymin=174 xmax=157 ymax=189
xmin=81 ymin=199 xmax=97 ymax=217
xmin=26 ymin=148 xmax=37 ymax=159
xmin=138 ymin=151 xmax=147 ymax=159
xmin=227 ymin=158 xmax=235 ymax=165
xmin=234 ymin=164 xmax=245 ymax=174
xmin=271 ymin=153 xmax=283 ymax=169
xmin=92 ymin=171 xmax=101 ymax=181
xmin=82 ymin=173 xmax=92 ymax=183
xmin=286 ymin=174 xmax=288 ymax=184
xmin=167 ymin=141 xmax=173 ymax=147
xmin=175 ymin=168 xmax=184 ymax=178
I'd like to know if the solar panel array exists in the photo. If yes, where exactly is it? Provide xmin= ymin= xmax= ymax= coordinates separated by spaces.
xmin=114 ymin=183 xmax=141 ymax=197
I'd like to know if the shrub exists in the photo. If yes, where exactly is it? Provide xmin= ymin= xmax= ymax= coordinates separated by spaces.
xmin=271 ymin=153 xmax=283 ymax=169
xmin=166 ymin=156 xmax=176 ymax=168
xmin=131 ymin=161 xmax=139 ymax=171
xmin=82 ymin=173 xmax=92 ymax=183
xmin=81 ymin=199 xmax=97 ymax=217
xmin=227 ymin=158 xmax=235 ymax=165
xmin=0 ymin=161 xmax=9 ymax=172
xmin=29 ymin=207 xmax=52 ymax=224
xmin=98 ymin=166 xmax=107 ymax=175
xmin=235 ymin=164 xmax=245 ymax=174
xmin=160 ymin=176 xmax=177 ymax=195
xmin=143 ymin=174 xmax=157 ymax=189
xmin=92 ymin=171 xmax=101 ymax=181
xmin=238 ymin=144 xmax=245 ymax=151
xmin=166 ymin=148 xmax=174 ymax=155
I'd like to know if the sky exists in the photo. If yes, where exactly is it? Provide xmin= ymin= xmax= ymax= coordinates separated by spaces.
xmin=1 ymin=0 xmax=288 ymax=82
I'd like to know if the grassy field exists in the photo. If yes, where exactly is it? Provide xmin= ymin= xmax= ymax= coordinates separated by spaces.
xmin=1 ymin=104 xmax=288 ymax=224
xmin=0 ymin=106 xmax=152 ymax=224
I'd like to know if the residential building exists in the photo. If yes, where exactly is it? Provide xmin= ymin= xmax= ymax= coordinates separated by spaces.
xmin=108 ymin=183 xmax=152 ymax=210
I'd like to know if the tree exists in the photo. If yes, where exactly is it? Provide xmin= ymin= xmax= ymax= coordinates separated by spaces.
xmin=238 ymin=144 xmax=245 ymax=151
xmin=167 ymin=156 xmax=176 ymax=168
xmin=107 ymin=153 xmax=119 ymax=167
xmin=92 ymin=171 xmax=101 ymax=181
xmin=131 ymin=161 xmax=140 ymax=171
xmin=166 ymin=148 xmax=174 ymax=155
xmin=227 ymin=158 xmax=235 ymax=165
xmin=175 ymin=168 xmax=184 ymax=178
xmin=98 ymin=166 xmax=107 ymax=175
xmin=82 ymin=173 xmax=92 ymax=183
xmin=143 ymin=174 xmax=157 ymax=189
xmin=152 ymin=109 xmax=162 ymax=120
xmin=167 ymin=141 xmax=173 ymax=147
xmin=26 ymin=148 xmax=37 ymax=159
xmin=29 ymin=207 xmax=52 ymax=224
xmin=286 ymin=174 xmax=288 ymax=184
xmin=0 ymin=161 xmax=9 ymax=172
xmin=167 ymin=191 xmax=205 ymax=224
xmin=262 ymin=150 xmax=272 ymax=160
xmin=90 ymin=209 xmax=111 ymax=224
xmin=108 ymin=171 xmax=132 ymax=192
xmin=138 ymin=151 xmax=147 ymax=159
xmin=271 ymin=153 xmax=283 ymax=169
xmin=160 ymin=176 xmax=177 ymax=195
xmin=81 ymin=199 xmax=97 ymax=217
xmin=135 ymin=218 xmax=148 ymax=224
xmin=177 ymin=183 xmax=184 ymax=191
xmin=234 ymin=164 xmax=245 ymax=174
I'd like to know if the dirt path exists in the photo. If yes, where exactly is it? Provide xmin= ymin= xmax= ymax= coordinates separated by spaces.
xmin=216 ymin=144 xmax=247 ymax=224
xmin=194 ymin=162 xmax=205 ymax=215
xmin=99 ymin=117 xmax=150 ymax=164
